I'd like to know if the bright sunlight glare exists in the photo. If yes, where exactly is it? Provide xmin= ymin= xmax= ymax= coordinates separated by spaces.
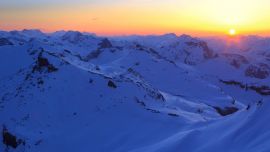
xmin=229 ymin=29 xmax=236 ymax=36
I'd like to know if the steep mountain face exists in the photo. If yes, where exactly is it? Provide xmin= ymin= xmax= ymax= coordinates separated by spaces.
xmin=121 ymin=34 xmax=217 ymax=65
xmin=61 ymin=31 xmax=97 ymax=44
xmin=245 ymin=63 xmax=270 ymax=79
xmin=0 ymin=30 xmax=270 ymax=152
xmin=0 ymin=38 xmax=13 ymax=46
xmin=221 ymin=53 xmax=249 ymax=68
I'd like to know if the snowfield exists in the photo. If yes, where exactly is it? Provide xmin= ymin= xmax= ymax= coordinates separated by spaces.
xmin=0 ymin=30 xmax=270 ymax=152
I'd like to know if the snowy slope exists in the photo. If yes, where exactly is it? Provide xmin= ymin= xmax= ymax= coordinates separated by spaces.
xmin=0 ymin=30 xmax=270 ymax=152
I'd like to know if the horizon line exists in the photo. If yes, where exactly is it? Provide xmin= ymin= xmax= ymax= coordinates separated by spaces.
xmin=2 ymin=28 xmax=270 ymax=38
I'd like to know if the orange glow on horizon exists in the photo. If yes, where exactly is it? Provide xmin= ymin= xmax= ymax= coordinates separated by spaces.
xmin=1 ymin=0 xmax=270 ymax=37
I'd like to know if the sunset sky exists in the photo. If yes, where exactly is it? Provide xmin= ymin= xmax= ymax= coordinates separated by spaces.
xmin=1 ymin=0 xmax=270 ymax=36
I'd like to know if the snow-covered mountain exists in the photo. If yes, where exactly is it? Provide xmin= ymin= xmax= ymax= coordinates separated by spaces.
xmin=0 ymin=30 xmax=270 ymax=152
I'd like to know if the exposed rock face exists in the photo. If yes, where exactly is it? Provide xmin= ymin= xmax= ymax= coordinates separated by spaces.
xmin=61 ymin=31 xmax=84 ymax=43
xmin=168 ymin=113 xmax=179 ymax=117
xmin=213 ymin=106 xmax=238 ymax=116
xmin=32 ymin=52 xmax=58 ymax=73
xmin=2 ymin=126 xmax=25 ymax=149
xmin=0 ymin=38 xmax=13 ymax=46
xmin=223 ymin=53 xmax=249 ymax=68
xmin=177 ymin=39 xmax=216 ymax=65
xmin=108 ymin=80 xmax=117 ymax=88
xmin=61 ymin=31 xmax=96 ymax=44
xmin=85 ymin=49 xmax=102 ymax=60
xmin=245 ymin=63 xmax=270 ymax=79
xmin=98 ymin=38 xmax=112 ymax=49
xmin=220 ymin=79 xmax=270 ymax=95
xmin=76 ymin=38 xmax=113 ymax=61
xmin=249 ymin=85 xmax=270 ymax=96
xmin=185 ymin=41 xmax=216 ymax=59
xmin=220 ymin=80 xmax=247 ymax=88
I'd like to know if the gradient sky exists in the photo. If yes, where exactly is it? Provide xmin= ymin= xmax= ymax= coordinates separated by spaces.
xmin=1 ymin=0 xmax=270 ymax=36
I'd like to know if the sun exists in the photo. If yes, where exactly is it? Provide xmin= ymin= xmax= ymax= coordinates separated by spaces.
xmin=229 ymin=29 xmax=236 ymax=36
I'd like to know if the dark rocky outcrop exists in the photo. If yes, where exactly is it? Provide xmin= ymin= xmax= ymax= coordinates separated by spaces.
xmin=141 ymin=84 xmax=165 ymax=102
xmin=146 ymin=108 xmax=160 ymax=113
xmin=0 ymin=38 xmax=13 ymax=46
xmin=135 ymin=44 xmax=176 ymax=65
xmin=168 ymin=113 xmax=179 ymax=117
xmin=2 ymin=126 xmax=25 ymax=149
xmin=245 ymin=63 xmax=270 ymax=79
xmin=185 ymin=41 xmax=216 ymax=59
xmin=84 ymin=39 xmax=113 ymax=61
xmin=98 ymin=38 xmax=112 ymax=49
xmin=127 ymin=68 xmax=165 ymax=102
xmin=108 ymin=80 xmax=117 ymax=88
xmin=249 ymin=85 xmax=270 ymax=96
xmin=134 ymin=97 xmax=146 ymax=107
xmin=213 ymin=106 xmax=238 ymax=116
xmin=220 ymin=80 xmax=247 ymax=89
xmin=86 ymin=49 xmax=102 ymax=60
xmin=32 ymin=52 xmax=58 ymax=73
xmin=246 ymin=104 xmax=250 ymax=110
xmin=220 ymin=79 xmax=270 ymax=95
xmin=223 ymin=53 xmax=249 ymax=68
xmin=89 ymin=79 xmax=94 ymax=84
